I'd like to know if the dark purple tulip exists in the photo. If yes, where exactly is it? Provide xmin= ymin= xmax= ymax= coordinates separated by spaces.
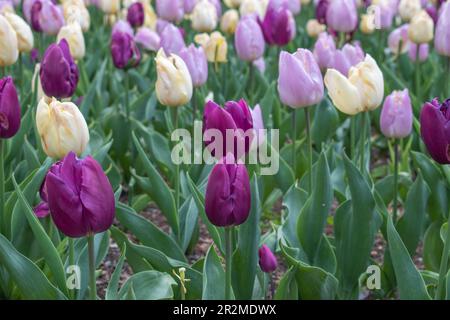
xmin=259 ymin=0 xmax=296 ymax=47
xmin=40 ymin=39 xmax=79 ymax=99
xmin=30 ymin=0 xmax=42 ymax=31
xmin=316 ymin=0 xmax=329 ymax=24
xmin=258 ymin=244 xmax=278 ymax=273
xmin=30 ymin=48 xmax=40 ymax=63
xmin=34 ymin=151 xmax=115 ymax=237
xmin=111 ymin=30 xmax=141 ymax=69
xmin=203 ymin=99 xmax=254 ymax=160
xmin=0 ymin=77 xmax=21 ymax=139
xmin=127 ymin=2 xmax=145 ymax=28
xmin=204 ymin=158 xmax=251 ymax=227
xmin=420 ymin=98 xmax=450 ymax=164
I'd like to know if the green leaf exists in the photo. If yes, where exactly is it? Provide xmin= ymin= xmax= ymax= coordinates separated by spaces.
xmin=203 ymin=245 xmax=227 ymax=300
xmin=118 ymin=271 xmax=176 ymax=300
xmin=281 ymin=184 xmax=308 ymax=250
xmin=423 ymin=222 xmax=444 ymax=272
xmin=105 ymin=244 xmax=126 ymax=300
xmin=274 ymin=266 xmax=299 ymax=300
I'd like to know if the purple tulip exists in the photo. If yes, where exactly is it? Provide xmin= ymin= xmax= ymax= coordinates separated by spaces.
xmin=378 ymin=1 xmax=395 ymax=29
xmin=40 ymin=39 xmax=79 ymax=99
xmin=160 ymin=23 xmax=186 ymax=55
xmin=204 ymin=157 xmax=251 ymax=227
xmin=278 ymin=49 xmax=324 ymax=108
xmin=111 ymin=29 xmax=141 ymax=69
xmin=34 ymin=152 xmax=115 ymax=237
xmin=235 ymin=16 xmax=265 ymax=62
xmin=184 ymin=0 xmax=197 ymax=14
xmin=0 ymin=77 xmax=21 ymax=139
xmin=253 ymin=57 xmax=266 ymax=73
xmin=388 ymin=24 xmax=410 ymax=55
xmin=325 ymin=0 xmax=358 ymax=33
xmin=313 ymin=32 xmax=336 ymax=70
xmin=179 ymin=44 xmax=208 ymax=87
xmin=425 ymin=3 xmax=438 ymax=23
xmin=135 ymin=27 xmax=161 ymax=52
xmin=155 ymin=0 xmax=184 ymax=23
xmin=203 ymin=100 xmax=254 ymax=160
xmin=258 ymin=245 xmax=277 ymax=273
xmin=112 ymin=20 xmax=134 ymax=36
xmin=380 ymin=89 xmax=413 ymax=139
xmin=435 ymin=1 xmax=450 ymax=56
xmin=316 ymin=0 xmax=329 ymax=24
xmin=408 ymin=43 xmax=429 ymax=62
xmin=30 ymin=0 xmax=64 ymax=35
xmin=127 ymin=2 xmax=145 ymax=28
xmin=259 ymin=0 xmax=296 ymax=47
xmin=329 ymin=43 xmax=364 ymax=76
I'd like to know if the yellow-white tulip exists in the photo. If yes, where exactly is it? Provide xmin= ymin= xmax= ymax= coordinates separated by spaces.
xmin=143 ymin=1 xmax=157 ymax=30
xmin=220 ymin=9 xmax=239 ymax=34
xmin=57 ymin=22 xmax=85 ymax=60
xmin=0 ymin=15 xmax=18 ymax=67
xmin=398 ymin=0 xmax=421 ymax=22
xmin=100 ymin=0 xmax=120 ymax=14
xmin=360 ymin=14 xmax=376 ymax=34
xmin=306 ymin=19 xmax=326 ymax=38
xmin=408 ymin=10 xmax=434 ymax=44
xmin=63 ymin=3 xmax=91 ymax=32
xmin=36 ymin=96 xmax=89 ymax=159
xmin=155 ymin=49 xmax=193 ymax=107
xmin=194 ymin=31 xmax=228 ymax=63
xmin=191 ymin=0 xmax=218 ymax=32
xmin=3 ymin=12 xmax=34 ymax=53
xmin=239 ymin=0 xmax=268 ymax=19
xmin=32 ymin=63 xmax=44 ymax=102
xmin=325 ymin=54 xmax=384 ymax=115
xmin=224 ymin=0 xmax=243 ymax=8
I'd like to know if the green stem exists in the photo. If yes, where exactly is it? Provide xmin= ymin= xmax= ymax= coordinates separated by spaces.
xmin=192 ymin=88 xmax=197 ymax=126
xmin=351 ymin=117 xmax=355 ymax=159
xmin=360 ymin=113 xmax=366 ymax=172
xmin=0 ymin=140 xmax=4 ymax=235
xmin=247 ymin=62 xmax=253 ymax=98
xmin=393 ymin=139 xmax=399 ymax=222
xmin=415 ymin=46 xmax=421 ymax=103
xmin=124 ymin=71 xmax=130 ymax=121
xmin=173 ymin=107 xmax=180 ymax=211
xmin=304 ymin=107 xmax=313 ymax=192
xmin=436 ymin=208 xmax=450 ymax=300
xmin=225 ymin=227 xmax=233 ymax=300
xmin=87 ymin=235 xmax=96 ymax=300
xmin=292 ymin=108 xmax=297 ymax=178
xmin=68 ymin=237 xmax=74 ymax=299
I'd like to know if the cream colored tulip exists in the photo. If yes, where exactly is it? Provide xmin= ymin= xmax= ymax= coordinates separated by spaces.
xmin=194 ymin=31 xmax=228 ymax=63
xmin=408 ymin=10 xmax=434 ymax=44
xmin=220 ymin=9 xmax=239 ymax=34
xmin=3 ymin=12 xmax=34 ymax=53
xmin=155 ymin=49 xmax=193 ymax=107
xmin=143 ymin=1 xmax=157 ymax=30
xmin=0 ymin=15 xmax=18 ymax=67
xmin=36 ymin=96 xmax=89 ymax=159
xmin=306 ymin=19 xmax=326 ymax=38
xmin=32 ymin=63 xmax=44 ymax=102
xmin=325 ymin=54 xmax=384 ymax=115
xmin=398 ymin=0 xmax=421 ymax=22
xmin=224 ymin=0 xmax=243 ymax=8
xmin=360 ymin=14 xmax=376 ymax=34
xmin=240 ymin=0 xmax=267 ymax=19
xmin=0 ymin=2 xmax=13 ymax=14
xmin=63 ymin=3 xmax=91 ymax=32
xmin=191 ymin=0 xmax=218 ymax=32
xmin=57 ymin=22 xmax=86 ymax=60
xmin=100 ymin=0 xmax=120 ymax=14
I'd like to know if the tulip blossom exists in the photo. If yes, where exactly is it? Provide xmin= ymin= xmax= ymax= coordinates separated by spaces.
xmin=99 ymin=0 xmax=120 ymax=14
xmin=259 ymin=0 xmax=296 ymax=46
xmin=306 ymin=19 xmax=326 ymax=38
xmin=326 ymin=0 xmax=358 ymax=33
xmin=313 ymin=32 xmax=336 ymax=70
xmin=329 ymin=43 xmax=365 ymax=76
xmin=194 ymin=32 xmax=228 ymax=63
xmin=40 ymin=39 xmax=79 ymax=99
xmin=371 ymin=0 xmax=395 ymax=29
xmin=155 ymin=0 xmax=184 ymax=23
xmin=388 ymin=24 xmax=410 ymax=55
xmin=36 ymin=96 xmax=89 ymax=159
xmin=235 ymin=16 xmax=265 ymax=62
xmin=205 ymin=156 xmax=251 ymax=227
xmin=3 ymin=12 xmax=34 ymax=53
xmin=191 ymin=0 xmax=218 ymax=32
xmin=160 ymin=23 xmax=186 ymax=55
xmin=62 ymin=1 xmax=90 ymax=32
xmin=258 ymin=245 xmax=278 ymax=273
xmin=179 ymin=44 xmax=208 ymax=88
xmin=398 ymin=0 xmax=421 ymax=22
xmin=220 ymin=9 xmax=239 ymax=34
xmin=0 ymin=14 xmax=18 ymax=67
xmin=110 ymin=29 xmax=141 ymax=69
xmin=408 ymin=43 xmax=429 ymax=62
xmin=380 ymin=89 xmax=413 ymax=138
xmin=240 ymin=0 xmax=268 ymax=18
xmin=127 ymin=2 xmax=145 ymax=28
xmin=278 ymin=49 xmax=324 ymax=108
xmin=0 ymin=76 xmax=21 ymax=139
xmin=419 ymin=98 xmax=450 ymax=164
xmin=34 ymin=152 xmax=115 ymax=238
xmin=135 ymin=27 xmax=161 ymax=52
xmin=224 ymin=0 xmax=243 ymax=8
xmin=30 ymin=0 xmax=65 ymax=35
xmin=112 ymin=20 xmax=134 ymax=36
xmin=434 ymin=1 xmax=450 ymax=56
xmin=408 ymin=10 xmax=434 ymax=44
xmin=57 ymin=22 xmax=86 ymax=61
xmin=315 ymin=0 xmax=329 ymax=24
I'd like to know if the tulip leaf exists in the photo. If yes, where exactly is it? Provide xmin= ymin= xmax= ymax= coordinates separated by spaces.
xmin=203 ymin=244 xmax=229 ymax=300
xmin=274 ymin=266 xmax=299 ymax=300
xmin=80 ymin=59 xmax=107 ymax=117
xmin=311 ymin=98 xmax=339 ymax=147
xmin=118 ymin=271 xmax=177 ymax=300
xmin=423 ymin=222 xmax=444 ymax=272
xmin=105 ymin=244 xmax=126 ymax=300
xmin=179 ymin=196 xmax=199 ymax=252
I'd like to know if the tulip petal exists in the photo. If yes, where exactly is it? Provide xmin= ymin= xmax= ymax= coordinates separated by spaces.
xmin=420 ymin=102 xmax=450 ymax=164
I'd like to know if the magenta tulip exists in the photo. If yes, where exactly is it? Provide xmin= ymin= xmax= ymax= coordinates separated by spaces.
xmin=258 ymin=245 xmax=278 ymax=273
xmin=111 ymin=29 xmax=141 ymax=69
xmin=0 ymin=76 xmax=21 ymax=139
xmin=259 ymin=0 xmax=296 ymax=47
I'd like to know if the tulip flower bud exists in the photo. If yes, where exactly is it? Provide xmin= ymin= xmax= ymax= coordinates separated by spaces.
xmin=0 ymin=14 xmax=18 ymax=67
xmin=408 ymin=42 xmax=429 ymax=62
xmin=160 ymin=23 xmax=186 ymax=55
xmin=260 ymin=0 xmax=295 ymax=46
xmin=63 ymin=2 xmax=90 ymax=32
xmin=399 ymin=0 xmax=421 ymax=22
xmin=194 ymin=31 xmax=228 ymax=63
xmin=0 ymin=76 xmax=21 ymax=139
xmin=372 ymin=0 xmax=395 ymax=29
xmin=191 ymin=0 xmax=218 ymax=32
xmin=360 ymin=14 xmax=376 ymax=34
xmin=313 ymin=32 xmax=336 ymax=70
xmin=326 ymin=0 xmax=358 ymax=33
xmin=135 ymin=27 xmax=160 ymax=52
xmin=220 ymin=9 xmax=239 ymax=34
xmin=155 ymin=48 xmax=193 ymax=107
xmin=35 ymin=152 xmax=115 ymax=237
xmin=57 ymin=22 xmax=85 ymax=61
xmin=224 ymin=0 xmax=243 ymax=8
xmin=434 ymin=1 xmax=450 ymax=56
xmin=205 ymin=157 xmax=251 ymax=227
xmin=99 ymin=0 xmax=120 ymax=14
xmin=258 ymin=245 xmax=277 ymax=273
xmin=278 ymin=49 xmax=324 ymax=108
xmin=142 ymin=1 xmax=157 ymax=30
xmin=306 ymin=19 xmax=326 ymax=38
xmin=408 ymin=10 xmax=434 ymax=44
xmin=111 ymin=29 xmax=141 ymax=69
xmin=127 ymin=2 xmax=145 ymax=28
xmin=235 ymin=16 xmax=265 ymax=62
xmin=36 ymin=96 xmax=89 ymax=159
xmin=315 ymin=0 xmax=329 ymax=24
xmin=240 ymin=0 xmax=268 ymax=19
xmin=155 ymin=0 xmax=184 ymax=23
xmin=184 ymin=0 xmax=197 ymax=14
xmin=31 ymin=0 xmax=65 ymax=35
xmin=388 ymin=24 xmax=410 ymax=55
xmin=179 ymin=44 xmax=208 ymax=88
xmin=330 ymin=43 xmax=364 ymax=76
xmin=380 ymin=89 xmax=413 ymax=138
xmin=3 ymin=12 xmax=34 ymax=53
xmin=40 ymin=39 xmax=79 ymax=99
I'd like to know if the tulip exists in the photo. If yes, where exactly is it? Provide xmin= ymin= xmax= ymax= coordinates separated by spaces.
xmin=40 ymin=39 xmax=79 ymax=99
xmin=360 ymin=14 xmax=375 ymax=34
xmin=278 ymin=49 xmax=324 ymax=109
xmin=371 ymin=0 xmax=395 ymax=29
xmin=235 ymin=16 xmax=265 ymax=62
xmin=3 ymin=12 xmax=34 ymax=53
xmin=408 ymin=10 xmax=434 ymax=44
xmin=36 ymin=96 xmax=89 ymax=159
xmin=0 ymin=76 xmax=20 ymax=139
xmin=388 ymin=24 xmax=410 ymax=55
xmin=155 ymin=0 xmax=184 ymax=23
xmin=62 ymin=1 xmax=90 ymax=32
xmin=191 ymin=0 xmax=218 ymax=32
xmin=380 ymin=89 xmax=413 ymax=138
xmin=259 ymin=0 xmax=296 ymax=46
xmin=434 ymin=1 xmax=450 ymax=56
xmin=224 ymin=0 xmax=243 ymax=8
xmin=0 ymin=14 xmax=18 ymax=67
xmin=57 ymin=22 xmax=85 ymax=61
xmin=399 ymin=0 xmax=421 ymax=22
xmin=110 ymin=29 xmax=141 ymax=69
xmin=0 ymin=1 xmax=13 ymax=13
xmin=127 ymin=2 xmax=145 ymax=28
xmin=313 ymin=32 xmax=336 ymax=70
xmin=160 ymin=23 xmax=186 ymax=55
xmin=31 ymin=0 xmax=65 ymax=35
xmin=253 ymin=56 xmax=266 ymax=73
xmin=220 ymin=9 xmax=239 ymax=34
xmin=99 ymin=0 xmax=120 ymax=14
xmin=287 ymin=0 xmax=301 ymax=15
xmin=258 ymin=245 xmax=277 ymax=273
xmin=113 ymin=20 xmax=134 ymax=36
xmin=240 ymin=0 xmax=268 ymax=18
xmin=408 ymin=42 xmax=429 ymax=62
xmin=205 ymin=157 xmax=251 ymax=227
xmin=330 ymin=43 xmax=365 ymax=76
xmin=142 ymin=1 xmax=157 ymax=30
xmin=315 ymin=0 xmax=329 ymax=24
xmin=135 ymin=27 xmax=160 ymax=52
xmin=306 ymin=19 xmax=326 ymax=38
xmin=179 ymin=44 xmax=208 ymax=88
xmin=184 ymin=0 xmax=197 ymax=14
xmin=194 ymin=31 xmax=228 ymax=63
xmin=155 ymin=48 xmax=192 ymax=107
xmin=250 ymin=103 xmax=265 ymax=147
xmin=32 ymin=63 xmax=44 ymax=102
xmin=325 ymin=0 xmax=358 ymax=33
